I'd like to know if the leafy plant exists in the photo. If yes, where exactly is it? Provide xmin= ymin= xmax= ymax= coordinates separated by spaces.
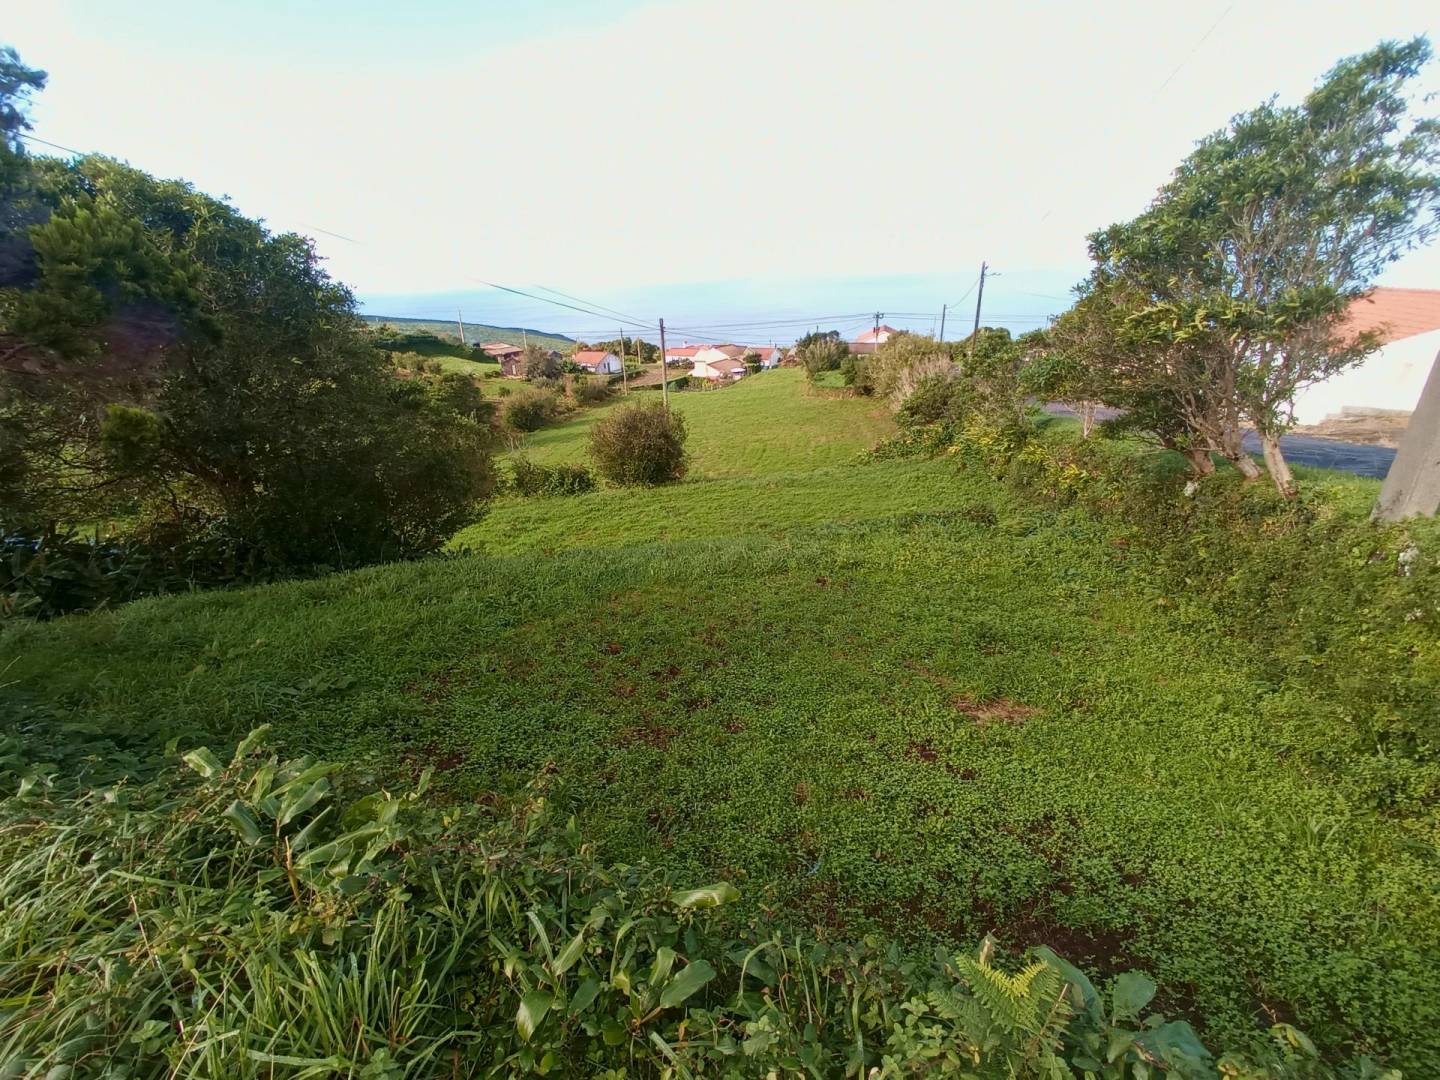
xmin=589 ymin=401 xmax=688 ymax=487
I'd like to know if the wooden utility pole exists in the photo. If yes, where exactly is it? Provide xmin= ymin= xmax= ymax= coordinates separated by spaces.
xmin=456 ymin=309 xmax=466 ymax=346
xmin=938 ymin=303 xmax=947 ymax=342
xmin=619 ymin=327 xmax=629 ymax=394
xmin=659 ymin=317 xmax=669 ymax=410
xmin=970 ymin=262 xmax=988 ymax=357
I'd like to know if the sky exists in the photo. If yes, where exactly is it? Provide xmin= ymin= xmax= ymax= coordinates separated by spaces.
xmin=8 ymin=0 xmax=1440 ymax=342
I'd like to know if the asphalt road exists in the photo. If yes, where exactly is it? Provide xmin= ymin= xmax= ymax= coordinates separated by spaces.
xmin=1042 ymin=405 xmax=1396 ymax=480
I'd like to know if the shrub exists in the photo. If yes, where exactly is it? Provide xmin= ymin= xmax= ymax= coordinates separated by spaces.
xmin=0 ymin=732 xmax=1371 ymax=1078
xmin=509 ymin=456 xmax=597 ymax=497
xmin=502 ymin=385 xmax=564 ymax=432
xmin=571 ymin=375 xmax=614 ymax=406
xmin=896 ymin=368 xmax=973 ymax=427
xmin=589 ymin=401 xmax=688 ymax=486
xmin=840 ymin=354 xmax=872 ymax=393
xmin=797 ymin=333 xmax=848 ymax=378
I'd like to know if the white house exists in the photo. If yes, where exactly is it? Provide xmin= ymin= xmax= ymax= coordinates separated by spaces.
xmin=751 ymin=346 xmax=781 ymax=369
xmin=664 ymin=344 xmax=703 ymax=366
xmin=692 ymin=345 xmax=748 ymax=380
xmin=571 ymin=349 xmax=624 ymax=375
xmin=1292 ymin=288 xmax=1440 ymax=425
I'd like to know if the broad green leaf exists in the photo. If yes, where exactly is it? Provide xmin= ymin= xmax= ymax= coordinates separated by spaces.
xmin=553 ymin=928 xmax=587 ymax=976
xmin=658 ymin=959 xmax=716 ymax=1009
xmin=1112 ymin=972 xmax=1157 ymax=1022
xmin=650 ymin=946 xmax=677 ymax=986
xmin=181 ymin=747 xmax=223 ymax=778
xmin=669 ymin=882 xmax=740 ymax=909
xmin=570 ymin=976 xmax=601 ymax=1015
xmin=516 ymin=990 xmax=553 ymax=1042
xmin=276 ymin=778 xmax=330 ymax=827
xmin=222 ymin=801 xmax=264 ymax=845
xmin=232 ymin=725 xmax=272 ymax=759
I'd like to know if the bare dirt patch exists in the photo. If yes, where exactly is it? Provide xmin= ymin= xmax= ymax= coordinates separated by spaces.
xmin=951 ymin=696 xmax=1041 ymax=726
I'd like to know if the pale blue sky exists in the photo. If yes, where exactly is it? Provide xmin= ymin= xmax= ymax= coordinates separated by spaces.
xmin=8 ymin=0 xmax=1440 ymax=339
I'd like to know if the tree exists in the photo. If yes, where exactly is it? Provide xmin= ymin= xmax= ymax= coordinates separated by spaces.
xmin=742 ymin=350 xmax=762 ymax=374
xmin=1017 ymin=328 xmax=1099 ymax=438
xmin=1 ymin=147 xmax=494 ymax=565
xmin=589 ymin=401 xmax=688 ymax=486
xmin=1083 ymin=38 xmax=1440 ymax=495
xmin=0 ymin=46 xmax=45 ymax=152
xmin=523 ymin=342 xmax=561 ymax=380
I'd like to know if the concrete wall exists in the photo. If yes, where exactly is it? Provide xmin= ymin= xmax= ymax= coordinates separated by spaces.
xmin=1292 ymin=328 xmax=1440 ymax=425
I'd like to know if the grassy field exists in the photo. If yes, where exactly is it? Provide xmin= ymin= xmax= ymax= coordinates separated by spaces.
xmin=496 ymin=368 xmax=894 ymax=480
xmin=4 ymin=378 xmax=1437 ymax=1069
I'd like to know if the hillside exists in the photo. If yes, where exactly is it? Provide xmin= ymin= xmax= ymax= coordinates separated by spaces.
xmin=361 ymin=314 xmax=574 ymax=351
xmin=5 ymin=370 xmax=1438 ymax=1071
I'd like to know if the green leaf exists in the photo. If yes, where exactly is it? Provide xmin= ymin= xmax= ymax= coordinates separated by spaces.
xmin=516 ymin=990 xmax=553 ymax=1042
xmin=276 ymin=778 xmax=330 ymax=827
xmin=222 ymin=800 xmax=264 ymax=845
xmin=570 ymin=976 xmax=601 ymax=1015
xmin=669 ymin=882 xmax=740 ymax=909
xmin=553 ymin=928 xmax=587 ymax=976
xmin=232 ymin=725 xmax=272 ymax=760
xmin=181 ymin=747 xmax=223 ymax=778
xmin=1112 ymin=972 xmax=1157 ymax=1022
xmin=658 ymin=959 xmax=716 ymax=1009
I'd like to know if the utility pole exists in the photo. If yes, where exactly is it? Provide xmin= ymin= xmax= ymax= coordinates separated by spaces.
xmin=938 ymin=303 xmax=947 ymax=343
xmin=456 ymin=309 xmax=466 ymax=346
xmin=618 ymin=326 xmax=628 ymax=394
xmin=970 ymin=261 xmax=988 ymax=358
xmin=522 ymin=329 xmax=529 ymax=350
xmin=659 ymin=317 xmax=669 ymax=410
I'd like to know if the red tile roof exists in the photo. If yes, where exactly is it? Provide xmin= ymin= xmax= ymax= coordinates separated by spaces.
xmin=1342 ymin=288 xmax=1440 ymax=345
xmin=854 ymin=324 xmax=900 ymax=343
xmin=572 ymin=349 xmax=615 ymax=366
xmin=698 ymin=355 xmax=747 ymax=374
xmin=665 ymin=345 xmax=703 ymax=357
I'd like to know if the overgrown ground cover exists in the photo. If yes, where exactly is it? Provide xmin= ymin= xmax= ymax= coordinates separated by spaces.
xmin=6 ymin=417 xmax=1438 ymax=1069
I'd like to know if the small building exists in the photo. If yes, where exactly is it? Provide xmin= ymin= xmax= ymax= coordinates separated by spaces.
xmin=849 ymin=324 xmax=901 ymax=355
xmin=692 ymin=347 xmax=749 ymax=380
xmin=750 ymin=346 xmax=780 ymax=369
xmin=664 ymin=344 xmax=703 ymax=366
xmin=1292 ymin=288 xmax=1440 ymax=425
xmin=479 ymin=341 xmax=524 ymax=373
xmin=572 ymin=349 xmax=624 ymax=375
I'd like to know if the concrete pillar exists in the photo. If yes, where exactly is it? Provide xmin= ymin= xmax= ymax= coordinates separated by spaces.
xmin=1374 ymin=348 xmax=1440 ymax=521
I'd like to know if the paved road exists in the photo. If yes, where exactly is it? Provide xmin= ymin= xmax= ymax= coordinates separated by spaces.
xmin=1042 ymin=405 xmax=1395 ymax=480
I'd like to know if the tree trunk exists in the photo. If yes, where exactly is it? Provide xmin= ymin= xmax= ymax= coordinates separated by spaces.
xmin=1079 ymin=402 xmax=1096 ymax=439
xmin=1183 ymin=449 xmax=1216 ymax=477
xmin=1260 ymin=432 xmax=1298 ymax=499
xmin=1216 ymin=424 xmax=1262 ymax=481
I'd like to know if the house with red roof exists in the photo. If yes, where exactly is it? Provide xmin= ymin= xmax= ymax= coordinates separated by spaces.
xmin=571 ymin=349 xmax=624 ymax=375
xmin=849 ymin=325 xmax=901 ymax=354
xmin=1292 ymin=287 xmax=1440 ymax=424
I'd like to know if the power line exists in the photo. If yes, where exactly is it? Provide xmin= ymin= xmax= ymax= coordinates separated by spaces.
xmin=530 ymin=284 xmax=649 ymax=327
xmin=1155 ymin=3 xmax=1234 ymax=94
xmin=17 ymin=132 xmax=86 ymax=155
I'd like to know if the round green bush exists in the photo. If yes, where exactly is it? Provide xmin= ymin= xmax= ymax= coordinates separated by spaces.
xmin=589 ymin=401 xmax=688 ymax=487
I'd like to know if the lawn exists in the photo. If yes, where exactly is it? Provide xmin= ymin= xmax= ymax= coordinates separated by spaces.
xmin=5 ymin=447 xmax=1437 ymax=1068
xmin=501 ymin=368 xmax=894 ymax=481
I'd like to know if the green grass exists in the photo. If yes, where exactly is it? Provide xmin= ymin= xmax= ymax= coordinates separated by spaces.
xmin=4 ymin=381 xmax=1437 ymax=1069
xmin=5 ymin=456 xmax=1437 ymax=1068
xmin=500 ymin=368 xmax=894 ymax=481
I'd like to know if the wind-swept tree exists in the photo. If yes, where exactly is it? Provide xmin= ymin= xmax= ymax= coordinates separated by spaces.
xmin=1083 ymin=37 xmax=1440 ymax=495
